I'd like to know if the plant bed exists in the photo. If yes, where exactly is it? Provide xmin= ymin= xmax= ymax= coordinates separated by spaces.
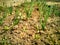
xmin=0 ymin=0 xmax=60 ymax=45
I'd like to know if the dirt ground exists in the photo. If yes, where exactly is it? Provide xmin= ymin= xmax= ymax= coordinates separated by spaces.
xmin=0 ymin=4 xmax=60 ymax=45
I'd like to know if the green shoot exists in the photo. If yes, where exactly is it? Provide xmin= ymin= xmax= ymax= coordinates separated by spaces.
xmin=44 ymin=5 xmax=53 ymax=23
xmin=12 ymin=8 xmax=22 ymax=26
xmin=13 ymin=17 xmax=20 ymax=26
xmin=38 ymin=0 xmax=53 ymax=30
xmin=28 ymin=0 xmax=34 ymax=17
xmin=35 ymin=34 xmax=40 ymax=39
xmin=3 ymin=26 xmax=10 ymax=31
xmin=15 ymin=8 xmax=20 ymax=16
xmin=3 ymin=12 xmax=7 ymax=18
xmin=0 ymin=6 xmax=6 ymax=12
xmin=41 ymin=23 xmax=45 ymax=30
xmin=0 ymin=36 xmax=7 ymax=45
xmin=24 ymin=1 xmax=34 ymax=18
xmin=0 ymin=35 xmax=11 ymax=45
xmin=53 ymin=5 xmax=60 ymax=17
xmin=24 ymin=3 xmax=30 ymax=18
xmin=0 ymin=18 xmax=4 ymax=26
xmin=34 ymin=24 xmax=40 ymax=31
xmin=7 ymin=7 xmax=13 ymax=14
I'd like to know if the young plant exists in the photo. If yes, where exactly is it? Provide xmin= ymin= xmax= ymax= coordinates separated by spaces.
xmin=24 ymin=0 xmax=34 ymax=18
xmin=7 ymin=6 xmax=13 ymax=14
xmin=3 ymin=26 xmax=10 ymax=31
xmin=35 ymin=34 xmax=40 ymax=39
xmin=0 ymin=8 xmax=9 ymax=26
xmin=0 ymin=6 xmax=8 ymax=13
xmin=34 ymin=24 xmax=40 ymax=32
xmin=3 ymin=12 xmax=7 ymax=18
xmin=53 ymin=5 xmax=60 ymax=17
xmin=0 ymin=12 xmax=7 ymax=26
xmin=44 ymin=5 xmax=53 ymax=23
xmin=13 ymin=9 xmax=21 ymax=26
xmin=38 ymin=0 xmax=53 ymax=30
xmin=0 ymin=18 xmax=4 ymax=25
xmin=0 ymin=35 xmax=11 ymax=45
xmin=13 ymin=17 xmax=20 ymax=25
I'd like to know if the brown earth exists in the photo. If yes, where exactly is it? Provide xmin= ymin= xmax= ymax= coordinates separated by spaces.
xmin=0 ymin=5 xmax=60 ymax=45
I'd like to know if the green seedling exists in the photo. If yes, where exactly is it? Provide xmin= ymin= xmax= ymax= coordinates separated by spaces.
xmin=3 ymin=12 xmax=7 ymax=18
xmin=38 ymin=0 xmax=46 ymax=30
xmin=0 ymin=12 xmax=7 ymax=26
xmin=2 ymin=10 xmax=8 ymax=19
xmin=15 ymin=8 xmax=20 ymax=15
xmin=38 ymin=0 xmax=53 ymax=30
xmin=0 ymin=6 xmax=13 ymax=15
xmin=35 ymin=34 xmax=40 ymax=39
xmin=28 ymin=0 xmax=34 ymax=17
xmin=13 ymin=18 xmax=19 ymax=25
xmin=40 ymin=22 xmax=45 ymax=30
xmin=53 ymin=5 xmax=60 ymax=17
xmin=43 ymin=5 xmax=53 ymax=24
xmin=0 ymin=12 xmax=8 ymax=26
xmin=12 ymin=7 xmax=23 ymax=26
xmin=24 ymin=1 xmax=34 ymax=18
xmin=34 ymin=24 xmax=40 ymax=31
xmin=0 ymin=6 xmax=5 ymax=12
xmin=0 ymin=10 xmax=8 ymax=26
xmin=24 ymin=3 xmax=30 ymax=18
xmin=54 ymin=9 xmax=60 ymax=17
xmin=7 ymin=7 xmax=13 ymax=14
xmin=0 ymin=18 xmax=4 ymax=25
xmin=0 ymin=38 xmax=7 ymax=45
xmin=12 ymin=8 xmax=22 ymax=25
xmin=3 ymin=26 xmax=10 ymax=31
xmin=23 ymin=26 xmax=27 ymax=32
xmin=0 ymin=35 xmax=11 ymax=45
xmin=13 ymin=14 xmax=21 ymax=26
xmin=0 ymin=6 xmax=9 ymax=18
xmin=3 ymin=25 xmax=14 ymax=31
xmin=13 ymin=11 xmax=20 ymax=26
